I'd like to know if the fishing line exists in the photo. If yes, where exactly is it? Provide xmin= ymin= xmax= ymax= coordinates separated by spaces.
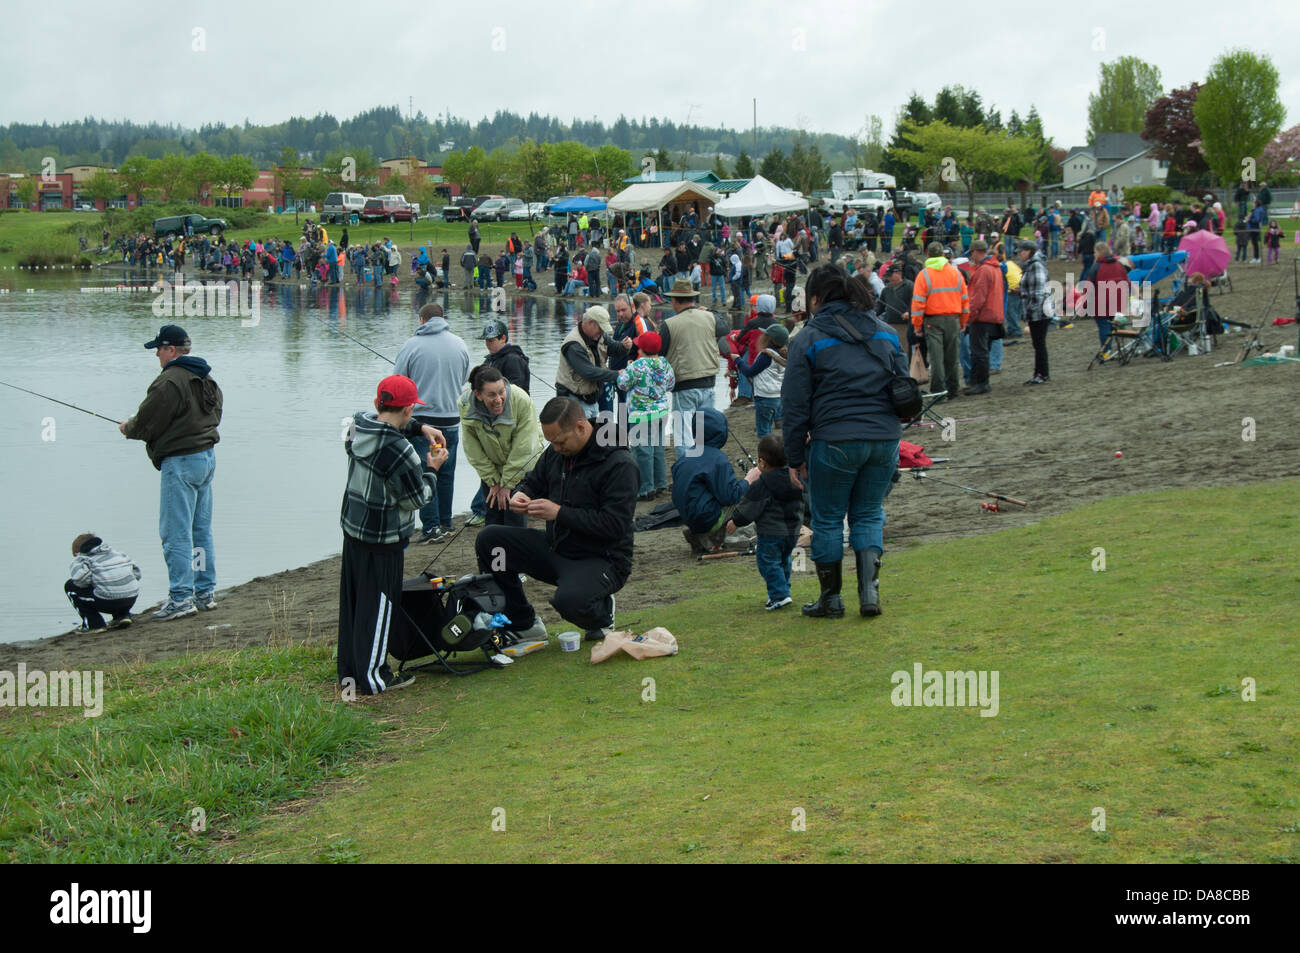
xmin=0 ymin=380 xmax=120 ymax=424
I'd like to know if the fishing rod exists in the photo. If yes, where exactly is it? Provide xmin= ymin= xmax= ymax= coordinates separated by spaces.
xmin=908 ymin=469 xmax=1028 ymax=507
xmin=416 ymin=439 xmax=550 ymax=577
xmin=1232 ymin=250 xmax=1296 ymax=365
xmin=0 ymin=380 xmax=120 ymax=424
xmin=312 ymin=313 xmax=395 ymax=363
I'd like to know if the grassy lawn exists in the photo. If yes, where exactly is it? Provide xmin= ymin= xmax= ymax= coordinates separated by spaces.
xmin=1 ymin=479 xmax=1293 ymax=863
xmin=0 ymin=643 xmax=377 ymax=863
xmin=218 ymin=478 xmax=1297 ymax=864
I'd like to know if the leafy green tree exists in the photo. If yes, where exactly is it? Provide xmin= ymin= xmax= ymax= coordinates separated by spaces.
xmin=15 ymin=177 xmax=37 ymax=208
xmin=1194 ymin=49 xmax=1286 ymax=186
xmin=1087 ymin=57 xmax=1163 ymax=143
xmin=882 ymin=93 xmax=932 ymax=187
xmin=733 ymin=150 xmax=755 ymax=178
xmin=151 ymin=153 xmax=189 ymax=201
xmin=711 ymin=153 xmax=729 ymax=179
xmin=83 ymin=169 xmax=121 ymax=206
xmin=215 ymin=154 xmax=258 ymax=204
xmin=653 ymin=147 xmax=674 ymax=172
xmin=442 ymin=146 xmax=502 ymax=196
xmin=188 ymin=152 xmax=223 ymax=203
xmin=890 ymin=120 xmax=1037 ymax=216
xmin=592 ymin=144 xmax=633 ymax=195
xmin=117 ymin=155 xmax=154 ymax=203
xmin=512 ymin=139 xmax=554 ymax=200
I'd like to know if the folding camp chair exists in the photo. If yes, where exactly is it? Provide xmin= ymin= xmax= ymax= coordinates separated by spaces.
xmin=1087 ymin=315 xmax=1145 ymax=369
xmin=904 ymin=390 xmax=949 ymax=431
xmin=1157 ymin=287 xmax=1213 ymax=361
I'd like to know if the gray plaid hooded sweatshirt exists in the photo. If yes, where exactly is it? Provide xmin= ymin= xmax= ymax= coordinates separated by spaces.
xmin=340 ymin=412 xmax=433 ymax=546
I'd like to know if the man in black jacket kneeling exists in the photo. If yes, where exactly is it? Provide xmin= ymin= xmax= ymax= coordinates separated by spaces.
xmin=475 ymin=396 xmax=639 ymax=642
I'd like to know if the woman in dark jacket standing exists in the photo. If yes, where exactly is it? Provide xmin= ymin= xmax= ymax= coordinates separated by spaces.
xmin=782 ymin=263 xmax=907 ymax=618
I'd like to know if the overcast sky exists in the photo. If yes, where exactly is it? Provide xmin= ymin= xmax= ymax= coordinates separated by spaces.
xmin=3 ymin=0 xmax=1295 ymax=151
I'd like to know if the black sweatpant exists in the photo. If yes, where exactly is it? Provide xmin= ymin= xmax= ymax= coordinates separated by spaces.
xmin=64 ymin=581 xmax=135 ymax=630
xmin=475 ymin=526 xmax=620 ymax=631
xmin=338 ymin=535 xmax=404 ymax=694
xmin=1028 ymin=319 xmax=1050 ymax=380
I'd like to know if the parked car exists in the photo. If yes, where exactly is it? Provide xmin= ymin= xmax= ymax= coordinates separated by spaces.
xmin=913 ymin=192 xmax=945 ymax=215
xmin=441 ymin=197 xmax=475 ymax=221
xmin=474 ymin=198 xmax=524 ymax=221
xmin=469 ymin=194 xmax=505 ymax=219
xmin=360 ymin=198 xmax=416 ymax=223
xmin=322 ymin=192 xmax=367 ymax=224
xmin=153 ymin=213 xmax=228 ymax=237
xmin=74 ymin=202 xmax=98 ymax=212
xmin=375 ymin=194 xmax=419 ymax=216
xmin=507 ymin=202 xmax=546 ymax=222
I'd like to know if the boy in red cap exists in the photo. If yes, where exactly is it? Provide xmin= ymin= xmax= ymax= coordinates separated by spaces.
xmin=338 ymin=374 xmax=448 ymax=694
xmin=616 ymin=331 xmax=675 ymax=500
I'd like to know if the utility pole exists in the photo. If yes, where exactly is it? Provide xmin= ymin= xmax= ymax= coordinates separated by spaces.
xmin=753 ymin=99 xmax=757 ymax=155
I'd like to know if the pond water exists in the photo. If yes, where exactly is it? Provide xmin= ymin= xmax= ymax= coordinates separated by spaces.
xmin=0 ymin=270 xmax=732 ymax=641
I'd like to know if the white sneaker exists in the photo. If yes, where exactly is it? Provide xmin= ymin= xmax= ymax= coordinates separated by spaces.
xmin=505 ymin=618 xmax=547 ymax=644
xmin=765 ymin=596 xmax=793 ymax=610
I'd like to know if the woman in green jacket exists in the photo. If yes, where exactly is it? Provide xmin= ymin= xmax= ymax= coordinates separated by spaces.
xmin=459 ymin=365 xmax=543 ymax=527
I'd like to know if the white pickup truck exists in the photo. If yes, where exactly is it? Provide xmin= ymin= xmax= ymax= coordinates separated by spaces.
xmin=844 ymin=188 xmax=892 ymax=217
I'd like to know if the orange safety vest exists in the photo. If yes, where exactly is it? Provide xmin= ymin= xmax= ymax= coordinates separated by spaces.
xmin=910 ymin=263 xmax=970 ymax=330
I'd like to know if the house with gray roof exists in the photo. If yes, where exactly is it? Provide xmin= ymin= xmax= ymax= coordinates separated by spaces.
xmin=1060 ymin=133 xmax=1169 ymax=191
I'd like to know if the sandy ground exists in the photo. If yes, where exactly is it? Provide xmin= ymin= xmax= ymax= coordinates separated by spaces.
xmin=8 ymin=253 xmax=1298 ymax=671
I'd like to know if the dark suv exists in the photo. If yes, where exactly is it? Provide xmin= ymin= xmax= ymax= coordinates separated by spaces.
xmin=154 ymin=213 xmax=228 ymax=237
xmin=441 ymin=197 xmax=475 ymax=221
xmin=360 ymin=198 xmax=415 ymax=223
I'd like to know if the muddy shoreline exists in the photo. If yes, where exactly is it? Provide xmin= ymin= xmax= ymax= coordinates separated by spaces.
xmin=8 ymin=253 xmax=1297 ymax=671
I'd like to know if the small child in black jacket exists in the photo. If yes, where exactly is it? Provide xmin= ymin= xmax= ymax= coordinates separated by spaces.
xmin=727 ymin=434 xmax=804 ymax=609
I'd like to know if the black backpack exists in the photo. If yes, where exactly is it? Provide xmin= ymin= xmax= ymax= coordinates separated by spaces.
xmin=389 ymin=573 xmax=515 ymax=675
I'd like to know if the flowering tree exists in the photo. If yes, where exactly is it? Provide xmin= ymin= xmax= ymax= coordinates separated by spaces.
xmin=1257 ymin=125 xmax=1300 ymax=186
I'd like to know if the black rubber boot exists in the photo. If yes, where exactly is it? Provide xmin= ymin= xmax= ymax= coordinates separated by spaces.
xmin=856 ymin=549 xmax=882 ymax=617
xmin=801 ymin=561 xmax=845 ymax=618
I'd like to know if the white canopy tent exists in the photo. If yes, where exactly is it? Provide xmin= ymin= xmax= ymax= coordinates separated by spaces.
xmin=714 ymin=175 xmax=809 ymax=218
xmin=605 ymin=180 xmax=723 ymax=213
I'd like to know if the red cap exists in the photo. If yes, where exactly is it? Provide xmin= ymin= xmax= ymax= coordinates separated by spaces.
xmin=634 ymin=331 xmax=662 ymax=355
xmin=376 ymin=374 xmax=425 ymax=408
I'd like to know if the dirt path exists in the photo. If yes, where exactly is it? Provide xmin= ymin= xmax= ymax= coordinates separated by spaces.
xmin=8 ymin=254 xmax=1297 ymax=671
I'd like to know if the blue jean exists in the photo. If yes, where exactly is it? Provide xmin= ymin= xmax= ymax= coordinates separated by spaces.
xmin=756 ymin=535 xmax=797 ymax=601
xmin=1096 ymin=317 xmax=1113 ymax=349
xmin=631 ymin=415 xmax=668 ymax=494
xmin=1004 ymin=294 xmax=1023 ymax=336
xmin=711 ymin=276 xmax=726 ymax=304
xmin=328 ymin=262 xmax=339 ymax=283
xmin=806 ymin=438 xmax=898 ymax=563
xmin=754 ymin=396 xmax=781 ymax=438
xmin=159 ymin=448 xmax=216 ymax=603
xmin=1050 ymin=230 xmax=1060 ymax=258
xmin=736 ymin=372 xmax=754 ymax=399
xmin=672 ymin=387 xmax=714 ymax=451
xmin=470 ymin=481 xmax=487 ymax=517
xmin=411 ymin=424 xmax=458 ymax=531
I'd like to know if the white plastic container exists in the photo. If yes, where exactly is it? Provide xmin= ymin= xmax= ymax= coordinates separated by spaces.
xmin=558 ymin=631 xmax=581 ymax=652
